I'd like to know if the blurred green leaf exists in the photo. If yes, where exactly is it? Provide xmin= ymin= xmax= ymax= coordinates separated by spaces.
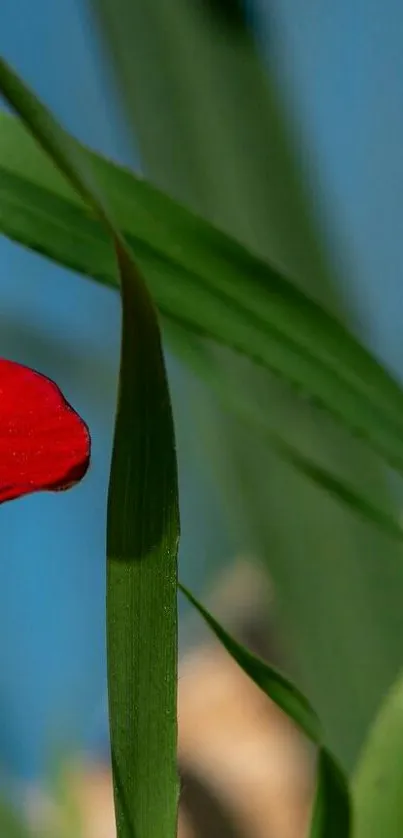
xmin=89 ymin=0 xmax=403 ymax=770
xmin=168 ymin=325 xmax=403 ymax=544
xmin=0 ymin=802 xmax=33 ymax=838
xmin=1 ymin=104 xmax=403 ymax=474
xmin=0 ymin=56 xmax=179 ymax=838
xmin=179 ymin=584 xmax=351 ymax=836
xmin=353 ymin=671 xmax=403 ymax=838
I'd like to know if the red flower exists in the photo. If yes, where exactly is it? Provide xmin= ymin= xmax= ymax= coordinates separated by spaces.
xmin=0 ymin=359 xmax=90 ymax=504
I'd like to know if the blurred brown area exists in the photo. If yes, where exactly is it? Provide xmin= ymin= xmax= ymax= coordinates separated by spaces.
xmin=31 ymin=562 xmax=314 ymax=838
xmin=178 ymin=647 xmax=313 ymax=838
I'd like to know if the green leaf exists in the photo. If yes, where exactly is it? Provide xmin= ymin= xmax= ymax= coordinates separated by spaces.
xmin=1 ymin=97 xmax=403 ymax=473
xmin=179 ymin=584 xmax=351 ymax=836
xmin=353 ymin=671 xmax=403 ymax=838
xmin=179 ymin=582 xmax=319 ymax=740
xmin=266 ymin=440 xmax=403 ymax=544
xmin=2 ymin=54 xmax=403 ymax=775
xmin=108 ymin=241 xmax=179 ymax=838
xmin=89 ymin=0 xmax=403 ymax=771
xmin=3 ymin=108 xmax=401 ymax=543
xmin=310 ymin=749 xmax=351 ymax=838
xmin=0 ymin=56 xmax=180 ymax=838
xmin=0 ymin=802 xmax=33 ymax=838
xmin=167 ymin=325 xmax=403 ymax=544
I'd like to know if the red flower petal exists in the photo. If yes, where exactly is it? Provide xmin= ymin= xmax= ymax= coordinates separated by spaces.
xmin=0 ymin=359 xmax=90 ymax=504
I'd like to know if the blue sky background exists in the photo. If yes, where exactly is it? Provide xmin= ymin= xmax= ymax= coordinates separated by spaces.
xmin=1 ymin=0 xmax=403 ymax=782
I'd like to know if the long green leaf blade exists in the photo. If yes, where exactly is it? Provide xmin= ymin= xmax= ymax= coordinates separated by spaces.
xmin=353 ymin=672 xmax=403 ymax=838
xmin=87 ymin=0 xmax=403 ymax=771
xmin=179 ymin=582 xmax=319 ymax=741
xmin=179 ymin=584 xmax=351 ymax=836
xmin=0 ymin=56 xmax=180 ymax=838
xmin=109 ymin=241 xmax=179 ymax=838
xmin=1 ymin=97 xmax=403 ymax=470
xmin=1 ymin=138 xmax=400 ymax=542
xmin=0 ymin=98 xmax=401 ymax=436
xmin=2 ymin=57 xmax=399 ymax=788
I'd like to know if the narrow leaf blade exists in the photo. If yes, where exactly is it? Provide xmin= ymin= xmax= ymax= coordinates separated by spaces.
xmin=108 ymin=242 xmax=179 ymax=838
xmin=0 ymin=56 xmax=180 ymax=838
xmin=178 ymin=581 xmax=319 ymax=742
xmin=179 ymin=584 xmax=351 ymax=836
xmin=309 ymin=749 xmax=351 ymax=838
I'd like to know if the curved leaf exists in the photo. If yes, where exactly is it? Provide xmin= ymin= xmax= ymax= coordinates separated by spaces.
xmin=179 ymin=582 xmax=319 ymax=740
xmin=310 ymin=749 xmax=351 ymax=838
xmin=179 ymin=584 xmax=351 ymax=836
xmin=1 ymin=70 xmax=403 ymax=471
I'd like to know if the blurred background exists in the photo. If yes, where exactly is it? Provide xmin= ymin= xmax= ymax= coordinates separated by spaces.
xmin=2 ymin=0 xmax=403 ymax=835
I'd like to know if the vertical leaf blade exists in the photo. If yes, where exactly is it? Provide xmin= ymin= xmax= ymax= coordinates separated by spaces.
xmin=309 ymin=750 xmax=351 ymax=838
xmin=0 ymin=57 xmax=180 ymax=838
xmin=108 ymin=242 xmax=179 ymax=838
